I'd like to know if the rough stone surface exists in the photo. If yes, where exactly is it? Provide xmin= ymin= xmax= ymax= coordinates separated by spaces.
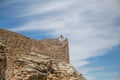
xmin=11 ymin=52 xmax=85 ymax=80
xmin=0 ymin=28 xmax=69 ymax=79
xmin=0 ymin=42 xmax=6 ymax=80
xmin=0 ymin=42 xmax=85 ymax=80
xmin=0 ymin=29 xmax=69 ymax=63
xmin=0 ymin=28 xmax=85 ymax=80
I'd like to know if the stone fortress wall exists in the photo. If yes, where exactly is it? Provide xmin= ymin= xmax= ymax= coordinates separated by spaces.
xmin=0 ymin=28 xmax=69 ymax=79
xmin=0 ymin=41 xmax=85 ymax=80
xmin=0 ymin=29 xmax=69 ymax=63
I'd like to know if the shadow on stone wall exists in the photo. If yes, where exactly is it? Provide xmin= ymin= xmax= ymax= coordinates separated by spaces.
xmin=0 ymin=43 xmax=6 ymax=80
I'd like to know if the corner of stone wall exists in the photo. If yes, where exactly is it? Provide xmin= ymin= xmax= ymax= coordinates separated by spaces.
xmin=64 ymin=38 xmax=70 ymax=63
xmin=58 ymin=38 xmax=70 ymax=63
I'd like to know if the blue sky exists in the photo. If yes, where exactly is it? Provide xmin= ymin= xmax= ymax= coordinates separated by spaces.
xmin=0 ymin=0 xmax=120 ymax=80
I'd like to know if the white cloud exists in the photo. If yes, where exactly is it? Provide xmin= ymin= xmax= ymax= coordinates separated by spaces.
xmin=4 ymin=0 xmax=120 ymax=80
xmin=20 ymin=0 xmax=77 ymax=17
xmin=71 ymin=60 xmax=89 ymax=68
xmin=78 ymin=67 xmax=104 ymax=80
xmin=78 ymin=67 xmax=120 ymax=80
xmin=107 ymin=72 xmax=120 ymax=76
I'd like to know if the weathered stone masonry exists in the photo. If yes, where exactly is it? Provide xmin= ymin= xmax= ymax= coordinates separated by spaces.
xmin=0 ymin=28 xmax=69 ymax=79
xmin=0 ymin=29 xmax=69 ymax=63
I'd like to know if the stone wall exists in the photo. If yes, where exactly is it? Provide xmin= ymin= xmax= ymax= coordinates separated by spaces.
xmin=0 ymin=28 xmax=69 ymax=79
xmin=0 ymin=29 xmax=69 ymax=63
xmin=0 ymin=44 xmax=85 ymax=80
xmin=39 ymin=39 xmax=69 ymax=63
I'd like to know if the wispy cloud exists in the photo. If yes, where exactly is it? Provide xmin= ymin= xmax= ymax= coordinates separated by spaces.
xmin=78 ymin=67 xmax=104 ymax=80
xmin=78 ymin=66 xmax=120 ymax=80
xmin=1 ymin=0 xmax=120 ymax=80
